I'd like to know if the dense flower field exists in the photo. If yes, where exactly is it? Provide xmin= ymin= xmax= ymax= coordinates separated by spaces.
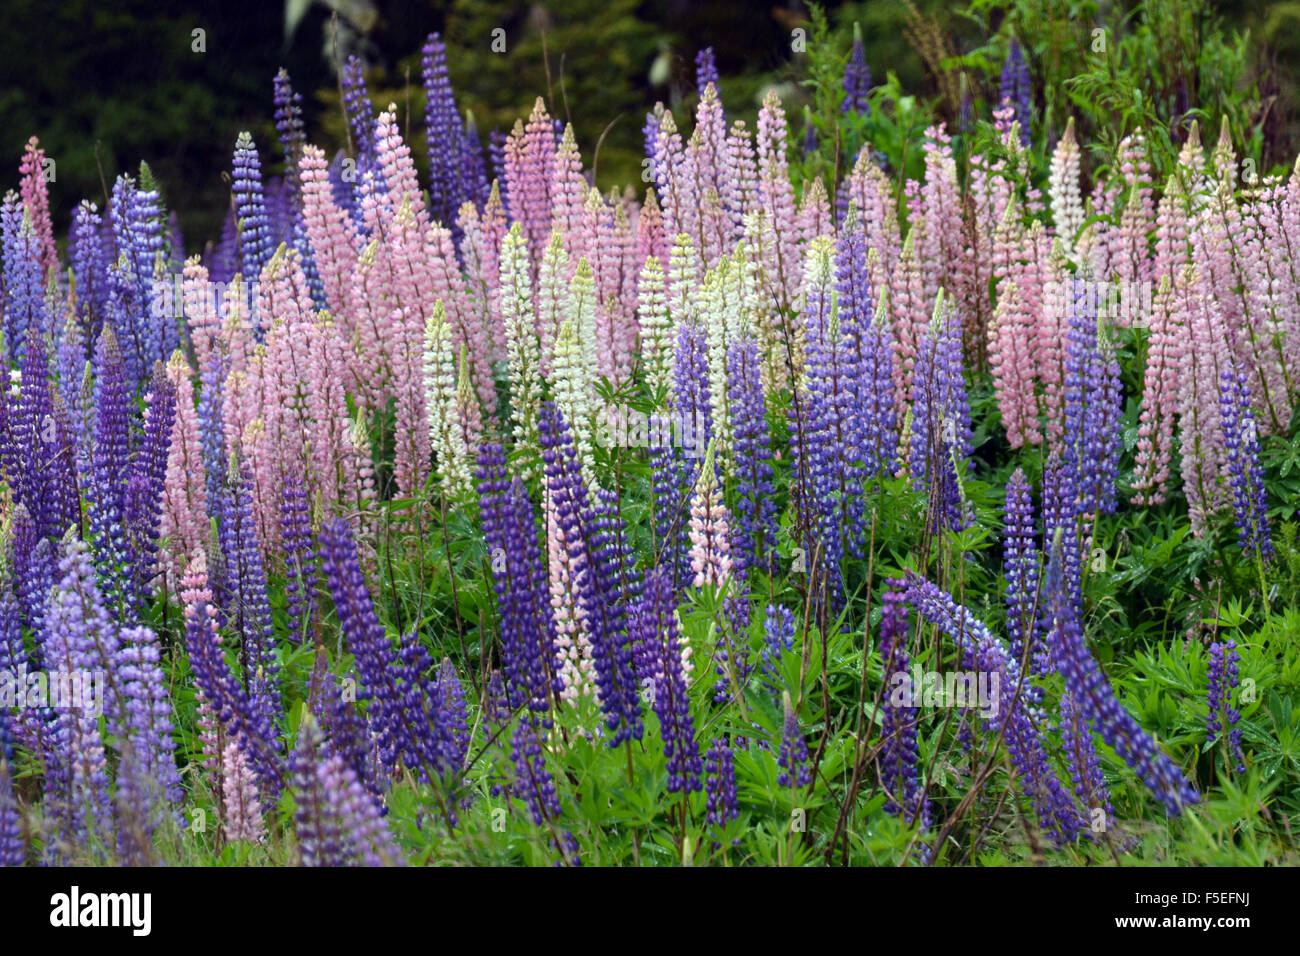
xmin=0 ymin=24 xmax=1297 ymax=868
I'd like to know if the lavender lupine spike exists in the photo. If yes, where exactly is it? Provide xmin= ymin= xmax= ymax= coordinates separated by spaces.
xmin=1206 ymin=639 xmax=1246 ymax=773
xmin=909 ymin=290 xmax=971 ymax=534
xmin=462 ymin=112 xmax=491 ymax=210
xmin=232 ymin=133 xmax=275 ymax=297
xmin=273 ymin=69 xmax=306 ymax=204
xmin=292 ymin=715 xmax=404 ymax=866
xmin=878 ymin=583 xmax=929 ymax=827
xmin=638 ymin=566 xmax=703 ymax=793
xmin=904 ymin=571 xmax=1084 ymax=843
xmin=2 ymin=192 xmax=48 ymax=360
xmin=477 ymin=443 xmax=558 ymax=712
xmin=842 ymin=23 xmax=872 ymax=116
xmin=510 ymin=715 xmax=563 ymax=825
xmin=1062 ymin=278 xmax=1122 ymax=516
xmin=12 ymin=507 xmax=53 ymax=637
xmin=761 ymin=603 xmax=795 ymax=690
xmin=1042 ymin=537 xmax=1199 ymax=815
xmin=70 ymin=200 xmax=109 ymax=326
xmin=695 ymin=47 xmax=719 ymax=92
xmin=341 ymin=55 xmax=376 ymax=169
xmin=649 ymin=414 xmax=692 ymax=589
xmin=198 ymin=350 xmax=226 ymax=508
xmin=281 ymin=474 xmax=318 ymax=643
xmin=217 ymin=464 xmax=282 ymax=762
xmin=999 ymin=37 xmax=1032 ymax=146
xmin=489 ymin=127 xmax=509 ymax=209
xmin=1060 ymin=691 xmax=1113 ymax=834
xmin=0 ymin=759 xmax=23 ymax=866
xmin=109 ymin=171 xmax=168 ymax=383
xmin=1219 ymin=368 xmax=1273 ymax=559
xmin=777 ymin=691 xmax=812 ymax=788
xmin=727 ymin=338 xmax=778 ymax=577
xmin=539 ymin=403 xmax=643 ymax=746
xmin=12 ymin=336 xmax=78 ymax=543
xmin=1003 ymin=468 xmax=1046 ymax=681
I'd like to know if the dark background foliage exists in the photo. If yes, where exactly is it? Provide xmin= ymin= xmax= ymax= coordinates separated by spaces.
xmin=2 ymin=0 xmax=1295 ymax=250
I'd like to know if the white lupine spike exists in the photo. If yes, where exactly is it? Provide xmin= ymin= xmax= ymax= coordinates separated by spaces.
xmin=551 ymin=317 xmax=594 ymax=472
xmin=569 ymin=258 xmax=599 ymax=388
xmin=667 ymin=232 xmax=701 ymax=328
xmin=535 ymin=230 xmax=570 ymax=375
xmin=1049 ymin=117 xmax=1084 ymax=252
xmin=636 ymin=255 xmax=673 ymax=402
xmin=500 ymin=223 xmax=542 ymax=476
xmin=423 ymin=299 xmax=471 ymax=494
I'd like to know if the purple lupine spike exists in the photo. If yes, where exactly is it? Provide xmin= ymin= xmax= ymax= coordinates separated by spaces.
xmin=802 ymin=106 xmax=819 ymax=157
xmin=1206 ymin=639 xmax=1246 ymax=773
xmin=1003 ymin=467 xmax=1046 ymax=681
xmin=232 ymin=132 xmax=275 ymax=297
xmin=1041 ymin=540 xmax=1199 ymax=815
xmin=638 ymin=566 xmax=702 ymax=794
xmin=462 ymin=112 xmax=490 ymax=210
xmin=117 ymin=624 xmax=184 ymax=817
xmin=761 ymin=603 xmax=795 ymax=689
xmin=904 ymin=571 xmax=1085 ymax=843
xmin=842 ymin=23 xmax=872 ymax=116
xmin=263 ymin=176 xmax=294 ymax=250
xmin=87 ymin=327 xmax=135 ymax=616
xmin=539 ymin=403 xmax=643 ymax=746
xmin=1 ymin=191 xmax=48 ymax=361
xmin=672 ymin=322 xmax=713 ymax=452
xmin=0 ymin=589 xmax=24 ymax=677
xmin=198 ymin=350 xmax=226 ymax=509
xmin=217 ymin=463 xmax=283 ymax=766
xmin=435 ymin=658 xmax=470 ymax=772
xmin=1060 ymin=691 xmax=1113 ymax=834
xmin=70 ymin=200 xmax=108 ymax=329
xmin=56 ymin=313 xmax=86 ymax=428
xmin=109 ymin=172 xmax=166 ymax=386
xmin=705 ymin=736 xmax=739 ymax=827
xmin=340 ymin=55 xmax=376 ymax=169
xmin=281 ymin=474 xmax=318 ymax=643
xmin=0 ymin=758 xmax=23 ymax=866
xmin=878 ymin=582 xmax=929 ymax=827
xmin=837 ymin=224 xmax=896 ymax=481
xmin=209 ymin=206 xmax=239 ymax=285
xmin=274 ymin=68 xmax=306 ymax=204
xmin=909 ymin=295 xmax=971 ymax=535
xmin=477 ymin=443 xmax=559 ymax=712
xmin=488 ymin=127 xmax=509 ymax=210
xmin=329 ymin=149 xmax=364 ymax=230
xmin=307 ymin=649 xmax=380 ymax=800
xmin=9 ymin=336 xmax=67 ymax=541
xmin=642 ymin=105 xmax=662 ymax=172
xmin=999 ymin=37 xmax=1032 ymax=146
xmin=423 ymin=34 xmax=460 ymax=227
xmin=391 ymin=626 xmax=457 ymax=782
xmin=1219 ymin=368 xmax=1273 ymax=559
xmin=727 ymin=340 xmax=778 ymax=578
xmin=124 ymin=363 xmax=176 ymax=612
xmin=13 ymin=513 xmax=54 ymax=642
xmin=1063 ymin=278 xmax=1121 ymax=517
xmin=695 ymin=47 xmax=719 ymax=93
xmin=777 ymin=692 xmax=812 ymax=788
xmin=510 ymin=714 xmax=562 ymax=825
xmin=649 ymin=414 xmax=692 ymax=589
xmin=292 ymin=715 xmax=404 ymax=866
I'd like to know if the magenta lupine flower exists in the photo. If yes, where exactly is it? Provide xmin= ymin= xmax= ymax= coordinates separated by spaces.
xmin=1206 ymin=639 xmax=1246 ymax=773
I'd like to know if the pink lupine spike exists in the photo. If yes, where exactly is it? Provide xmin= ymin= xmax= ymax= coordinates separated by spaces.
xmin=1035 ymin=264 xmax=1070 ymax=444
xmin=1179 ymin=265 xmax=1232 ymax=535
xmin=916 ymin=125 xmax=963 ymax=330
xmin=19 ymin=137 xmax=57 ymax=279
xmin=688 ymin=445 xmax=732 ymax=590
xmin=637 ymin=187 xmax=666 ymax=266
xmin=257 ymin=244 xmax=316 ymax=328
xmin=182 ymin=256 xmax=221 ymax=372
xmin=504 ymin=99 xmax=557 ymax=272
xmin=988 ymin=277 xmax=1037 ymax=450
xmin=426 ymin=220 xmax=495 ymax=421
xmin=797 ymin=177 xmax=832 ymax=246
xmin=888 ymin=229 xmax=928 ymax=408
xmin=300 ymin=144 xmax=362 ymax=320
xmin=368 ymin=106 xmax=428 ymax=233
xmin=551 ymin=124 xmax=588 ymax=261
xmin=1132 ymin=275 xmax=1185 ymax=505
xmin=1110 ymin=132 xmax=1155 ymax=291
xmin=222 ymin=741 xmax=267 ymax=845
xmin=160 ymin=352 xmax=208 ymax=591
xmin=847 ymin=150 xmax=900 ymax=277
xmin=755 ymin=89 xmax=801 ymax=309
xmin=724 ymin=119 xmax=756 ymax=234
xmin=457 ymin=184 xmax=508 ymax=361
